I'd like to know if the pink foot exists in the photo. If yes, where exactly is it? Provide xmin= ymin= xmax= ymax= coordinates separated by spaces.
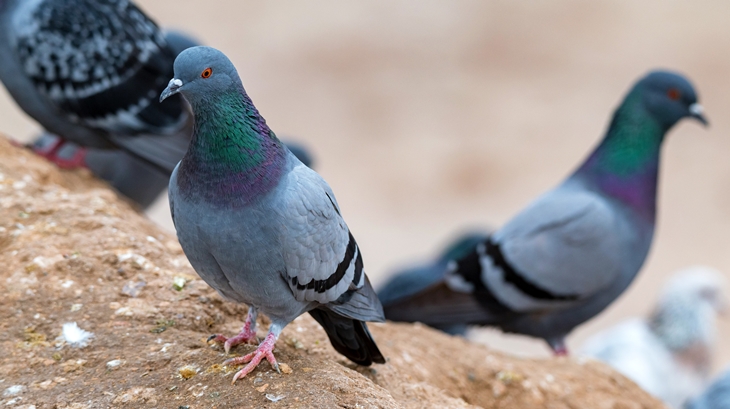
xmin=207 ymin=328 xmax=258 ymax=354
xmin=30 ymin=134 xmax=65 ymax=158
xmin=224 ymin=332 xmax=279 ymax=383
xmin=553 ymin=347 xmax=569 ymax=357
xmin=207 ymin=308 xmax=258 ymax=353
xmin=49 ymin=145 xmax=88 ymax=169
xmin=30 ymin=135 xmax=88 ymax=169
xmin=547 ymin=337 xmax=569 ymax=356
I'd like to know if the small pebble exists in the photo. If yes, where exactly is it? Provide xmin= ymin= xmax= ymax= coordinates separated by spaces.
xmin=3 ymin=385 xmax=25 ymax=396
xmin=173 ymin=277 xmax=187 ymax=291
xmin=121 ymin=281 xmax=146 ymax=298
xmin=265 ymin=394 xmax=285 ymax=402
xmin=106 ymin=359 xmax=124 ymax=370
xmin=178 ymin=365 xmax=197 ymax=380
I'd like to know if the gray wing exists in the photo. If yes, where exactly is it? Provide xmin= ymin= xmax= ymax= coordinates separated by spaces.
xmin=275 ymin=162 xmax=383 ymax=321
xmin=463 ymin=187 xmax=623 ymax=313
xmin=10 ymin=0 xmax=184 ymax=135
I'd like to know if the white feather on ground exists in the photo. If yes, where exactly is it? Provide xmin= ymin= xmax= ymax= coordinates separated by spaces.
xmin=61 ymin=322 xmax=94 ymax=348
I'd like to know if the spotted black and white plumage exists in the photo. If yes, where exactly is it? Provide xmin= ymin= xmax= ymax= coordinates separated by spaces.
xmin=0 ymin=0 xmax=188 ymax=173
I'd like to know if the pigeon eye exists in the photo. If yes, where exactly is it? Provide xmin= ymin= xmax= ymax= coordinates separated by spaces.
xmin=667 ymin=88 xmax=681 ymax=100
xmin=201 ymin=68 xmax=212 ymax=79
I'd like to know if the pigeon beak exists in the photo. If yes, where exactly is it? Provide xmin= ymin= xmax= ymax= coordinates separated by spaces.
xmin=689 ymin=103 xmax=708 ymax=126
xmin=160 ymin=78 xmax=183 ymax=102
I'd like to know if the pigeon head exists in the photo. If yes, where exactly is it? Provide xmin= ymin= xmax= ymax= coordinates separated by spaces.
xmin=635 ymin=70 xmax=707 ymax=129
xmin=648 ymin=266 xmax=727 ymax=353
xmin=160 ymin=46 xmax=241 ymax=104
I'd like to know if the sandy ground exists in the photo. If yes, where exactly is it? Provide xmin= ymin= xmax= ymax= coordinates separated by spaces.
xmin=1 ymin=0 xmax=729 ymax=372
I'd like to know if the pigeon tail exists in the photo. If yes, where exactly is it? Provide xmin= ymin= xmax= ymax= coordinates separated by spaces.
xmin=308 ymin=308 xmax=385 ymax=366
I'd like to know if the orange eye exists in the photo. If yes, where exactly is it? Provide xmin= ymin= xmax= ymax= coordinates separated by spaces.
xmin=201 ymin=68 xmax=212 ymax=79
xmin=667 ymin=88 xmax=681 ymax=100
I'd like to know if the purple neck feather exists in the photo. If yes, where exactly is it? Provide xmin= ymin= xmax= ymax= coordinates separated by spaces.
xmin=176 ymin=86 xmax=287 ymax=208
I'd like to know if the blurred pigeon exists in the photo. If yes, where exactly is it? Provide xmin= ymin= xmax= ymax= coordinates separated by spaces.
xmin=582 ymin=267 xmax=727 ymax=408
xmin=163 ymin=46 xmax=384 ymax=382
xmin=687 ymin=368 xmax=730 ymax=409
xmin=382 ymin=70 xmax=708 ymax=354
xmin=0 ymin=0 xmax=191 ymax=174
xmin=378 ymin=231 xmax=491 ymax=335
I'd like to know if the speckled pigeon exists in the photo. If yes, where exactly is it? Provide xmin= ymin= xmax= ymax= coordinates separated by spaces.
xmin=0 ymin=0 xmax=190 ymax=174
xmin=687 ymin=368 xmax=730 ymax=409
xmin=582 ymin=266 xmax=727 ymax=408
xmin=163 ymin=46 xmax=384 ymax=382
xmin=382 ymin=70 xmax=708 ymax=355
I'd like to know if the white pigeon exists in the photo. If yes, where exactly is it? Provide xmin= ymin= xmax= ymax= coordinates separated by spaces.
xmin=581 ymin=266 xmax=728 ymax=408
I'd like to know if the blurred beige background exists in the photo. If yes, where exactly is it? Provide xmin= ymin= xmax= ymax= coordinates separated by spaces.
xmin=1 ymin=1 xmax=729 ymax=370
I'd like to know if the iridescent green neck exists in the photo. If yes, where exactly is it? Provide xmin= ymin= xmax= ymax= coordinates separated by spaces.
xmin=177 ymin=86 xmax=286 ymax=206
xmin=583 ymin=91 xmax=664 ymax=175
xmin=577 ymin=90 xmax=664 ymax=218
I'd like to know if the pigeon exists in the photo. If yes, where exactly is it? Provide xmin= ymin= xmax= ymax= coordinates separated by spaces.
xmin=378 ymin=230 xmax=491 ymax=335
xmin=0 ymin=0 xmax=191 ymax=174
xmin=582 ymin=266 xmax=727 ymax=408
xmin=163 ymin=46 xmax=385 ymax=382
xmin=382 ymin=70 xmax=708 ymax=355
xmin=686 ymin=368 xmax=730 ymax=409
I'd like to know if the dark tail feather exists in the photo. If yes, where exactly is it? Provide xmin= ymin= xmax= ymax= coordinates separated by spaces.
xmin=308 ymin=309 xmax=385 ymax=366
xmin=383 ymin=281 xmax=496 ymax=327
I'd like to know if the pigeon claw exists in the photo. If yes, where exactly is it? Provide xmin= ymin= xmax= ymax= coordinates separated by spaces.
xmin=224 ymin=332 xmax=278 ymax=383
xmin=207 ymin=330 xmax=258 ymax=354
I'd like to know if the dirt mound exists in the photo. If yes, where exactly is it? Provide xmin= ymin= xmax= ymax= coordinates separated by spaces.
xmin=0 ymin=137 xmax=664 ymax=408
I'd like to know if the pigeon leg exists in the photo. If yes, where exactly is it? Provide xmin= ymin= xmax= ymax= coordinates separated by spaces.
xmin=49 ymin=143 xmax=88 ymax=169
xmin=547 ymin=337 xmax=569 ymax=356
xmin=29 ymin=134 xmax=88 ymax=169
xmin=225 ymin=324 xmax=282 ymax=383
xmin=208 ymin=306 xmax=258 ymax=353
xmin=29 ymin=133 xmax=65 ymax=160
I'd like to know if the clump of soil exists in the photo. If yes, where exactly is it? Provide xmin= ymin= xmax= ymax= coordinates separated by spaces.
xmin=0 ymin=137 xmax=663 ymax=409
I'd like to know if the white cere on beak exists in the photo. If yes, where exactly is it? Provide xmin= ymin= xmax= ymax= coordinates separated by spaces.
xmin=689 ymin=103 xmax=704 ymax=116
xmin=170 ymin=78 xmax=183 ymax=87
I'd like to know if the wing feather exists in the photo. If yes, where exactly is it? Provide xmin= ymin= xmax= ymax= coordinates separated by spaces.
xmin=277 ymin=163 xmax=364 ymax=306
xmin=482 ymin=187 xmax=624 ymax=312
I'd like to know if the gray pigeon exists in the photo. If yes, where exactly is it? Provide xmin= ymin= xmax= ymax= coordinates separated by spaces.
xmin=687 ymin=369 xmax=730 ymax=409
xmin=582 ymin=267 xmax=727 ymax=408
xmin=382 ymin=70 xmax=708 ymax=354
xmin=0 ymin=0 xmax=191 ymax=174
xmin=163 ymin=46 xmax=384 ymax=382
